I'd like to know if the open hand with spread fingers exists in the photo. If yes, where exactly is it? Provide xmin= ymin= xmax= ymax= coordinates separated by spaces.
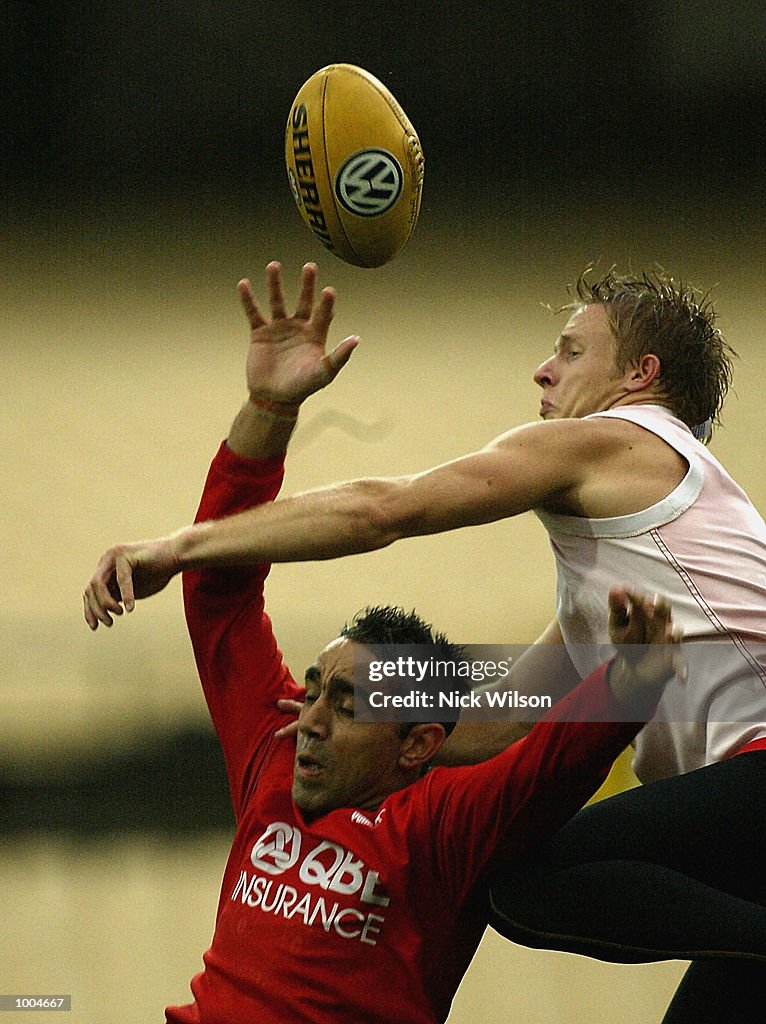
xmin=238 ymin=261 xmax=358 ymax=409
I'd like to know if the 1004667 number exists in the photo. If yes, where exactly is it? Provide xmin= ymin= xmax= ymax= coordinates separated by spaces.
xmin=0 ymin=995 xmax=71 ymax=1011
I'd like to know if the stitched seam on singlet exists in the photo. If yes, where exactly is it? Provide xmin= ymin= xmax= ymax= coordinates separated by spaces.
xmin=650 ymin=528 xmax=766 ymax=689
xmin=650 ymin=528 xmax=726 ymax=631
xmin=725 ymin=636 xmax=766 ymax=689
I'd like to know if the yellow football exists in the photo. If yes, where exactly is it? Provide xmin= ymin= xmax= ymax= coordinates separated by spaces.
xmin=285 ymin=64 xmax=425 ymax=269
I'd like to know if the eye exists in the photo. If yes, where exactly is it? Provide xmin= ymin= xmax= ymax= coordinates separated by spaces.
xmin=331 ymin=688 xmax=355 ymax=717
xmin=335 ymin=695 xmax=355 ymax=717
xmin=304 ymin=690 xmax=319 ymax=705
xmin=566 ymin=350 xmax=581 ymax=360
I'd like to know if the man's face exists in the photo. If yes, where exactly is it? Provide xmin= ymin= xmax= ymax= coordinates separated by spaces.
xmin=533 ymin=303 xmax=629 ymax=420
xmin=292 ymin=637 xmax=410 ymax=819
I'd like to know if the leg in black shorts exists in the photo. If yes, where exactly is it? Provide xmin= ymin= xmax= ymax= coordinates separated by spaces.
xmin=488 ymin=751 xmax=766 ymax=1022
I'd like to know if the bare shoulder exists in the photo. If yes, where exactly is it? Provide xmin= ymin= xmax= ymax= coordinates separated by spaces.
xmin=489 ymin=415 xmax=687 ymax=517
xmin=489 ymin=415 xmax=657 ymax=457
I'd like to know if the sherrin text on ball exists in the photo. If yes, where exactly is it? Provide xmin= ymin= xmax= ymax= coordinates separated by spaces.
xmin=285 ymin=64 xmax=424 ymax=268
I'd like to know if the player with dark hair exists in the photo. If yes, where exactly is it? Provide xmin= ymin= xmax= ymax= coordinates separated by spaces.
xmin=84 ymin=262 xmax=766 ymax=1022
xmin=83 ymin=268 xmax=684 ymax=1022
xmin=339 ymin=604 xmax=468 ymax=738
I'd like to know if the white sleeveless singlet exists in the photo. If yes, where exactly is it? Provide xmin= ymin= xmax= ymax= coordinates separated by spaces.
xmin=535 ymin=405 xmax=766 ymax=782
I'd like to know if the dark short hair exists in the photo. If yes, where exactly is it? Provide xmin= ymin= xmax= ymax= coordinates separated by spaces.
xmin=564 ymin=267 xmax=737 ymax=433
xmin=341 ymin=605 xmax=466 ymax=737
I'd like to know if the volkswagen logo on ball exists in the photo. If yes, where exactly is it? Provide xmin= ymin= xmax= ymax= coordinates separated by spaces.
xmin=335 ymin=148 xmax=403 ymax=217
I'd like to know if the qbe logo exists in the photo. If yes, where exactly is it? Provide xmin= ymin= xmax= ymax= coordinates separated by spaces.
xmin=251 ymin=821 xmax=302 ymax=875
xmin=334 ymin=148 xmax=403 ymax=217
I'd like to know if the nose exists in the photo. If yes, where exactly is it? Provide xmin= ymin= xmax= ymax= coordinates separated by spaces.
xmin=298 ymin=696 xmax=330 ymax=740
xmin=533 ymin=356 xmax=556 ymax=388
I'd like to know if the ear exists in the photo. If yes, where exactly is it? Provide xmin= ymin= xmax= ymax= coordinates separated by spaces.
xmin=625 ymin=353 xmax=661 ymax=393
xmin=398 ymin=723 xmax=446 ymax=771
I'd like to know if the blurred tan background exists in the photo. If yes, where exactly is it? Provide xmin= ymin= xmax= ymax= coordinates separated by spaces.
xmin=3 ymin=3 xmax=766 ymax=1021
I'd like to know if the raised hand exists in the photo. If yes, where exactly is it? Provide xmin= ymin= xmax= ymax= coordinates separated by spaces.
xmin=83 ymin=263 xmax=360 ymax=631
xmin=238 ymin=262 xmax=358 ymax=407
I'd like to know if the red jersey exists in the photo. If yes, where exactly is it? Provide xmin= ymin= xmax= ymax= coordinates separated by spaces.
xmin=166 ymin=442 xmax=645 ymax=1024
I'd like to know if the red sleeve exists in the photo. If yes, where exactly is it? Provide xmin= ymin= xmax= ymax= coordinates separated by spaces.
xmin=182 ymin=442 xmax=302 ymax=821
xmin=421 ymin=662 xmax=644 ymax=905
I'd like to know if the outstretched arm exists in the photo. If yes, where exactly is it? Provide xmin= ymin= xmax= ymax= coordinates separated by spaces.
xmin=83 ymin=262 xmax=357 ymax=629
xmin=85 ymin=409 xmax=607 ymax=622
xmin=416 ymin=587 xmax=683 ymax=766
xmin=84 ymin=414 xmax=596 ymax=628
xmin=430 ymin=589 xmax=684 ymax=898
xmin=83 ymin=260 xmax=613 ymax=624
xmin=164 ymin=408 xmax=606 ymax=571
